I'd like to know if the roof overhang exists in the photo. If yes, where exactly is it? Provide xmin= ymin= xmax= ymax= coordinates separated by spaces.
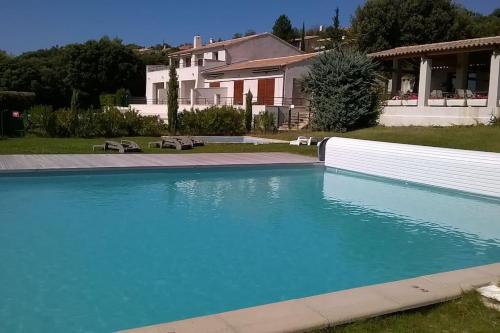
xmin=368 ymin=36 xmax=500 ymax=60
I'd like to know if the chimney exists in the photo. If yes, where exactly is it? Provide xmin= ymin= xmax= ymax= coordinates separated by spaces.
xmin=209 ymin=38 xmax=214 ymax=44
xmin=319 ymin=25 xmax=324 ymax=32
xmin=194 ymin=35 xmax=202 ymax=48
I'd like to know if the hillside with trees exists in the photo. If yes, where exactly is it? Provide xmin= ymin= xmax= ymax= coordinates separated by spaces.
xmin=352 ymin=0 xmax=500 ymax=53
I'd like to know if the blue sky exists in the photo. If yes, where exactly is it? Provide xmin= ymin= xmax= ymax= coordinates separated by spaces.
xmin=0 ymin=0 xmax=497 ymax=54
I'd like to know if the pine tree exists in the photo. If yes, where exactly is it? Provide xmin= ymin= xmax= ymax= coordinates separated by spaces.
xmin=272 ymin=15 xmax=294 ymax=42
xmin=303 ymin=48 xmax=381 ymax=132
xmin=300 ymin=22 xmax=306 ymax=51
xmin=167 ymin=63 xmax=179 ymax=133
xmin=245 ymin=90 xmax=253 ymax=131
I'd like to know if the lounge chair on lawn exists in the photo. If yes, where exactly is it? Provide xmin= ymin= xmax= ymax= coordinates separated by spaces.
xmin=161 ymin=136 xmax=195 ymax=150
xmin=92 ymin=140 xmax=141 ymax=153
xmin=289 ymin=136 xmax=309 ymax=146
xmin=289 ymin=136 xmax=318 ymax=146
xmin=187 ymin=136 xmax=205 ymax=147
xmin=149 ymin=137 xmax=191 ymax=150
xmin=120 ymin=140 xmax=141 ymax=152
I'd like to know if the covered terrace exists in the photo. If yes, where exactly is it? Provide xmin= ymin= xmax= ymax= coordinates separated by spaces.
xmin=370 ymin=36 xmax=500 ymax=126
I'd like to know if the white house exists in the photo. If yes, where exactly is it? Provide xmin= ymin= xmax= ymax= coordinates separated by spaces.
xmin=130 ymin=33 xmax=318 ymax=127
xmin=370 ymin=36 xmax=500 ymax=126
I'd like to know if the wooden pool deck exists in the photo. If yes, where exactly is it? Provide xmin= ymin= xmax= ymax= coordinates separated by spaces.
xmin=0 ymin=153 xmax=318 ymax=173
xmin=119 ymin=263 xmax=500 ymax=333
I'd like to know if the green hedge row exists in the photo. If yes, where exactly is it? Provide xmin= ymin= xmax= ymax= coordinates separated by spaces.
xmin=177 ymin=106 xmax=246 ymax=135
xmin=28 ymin=106 xmax=166 ymax=137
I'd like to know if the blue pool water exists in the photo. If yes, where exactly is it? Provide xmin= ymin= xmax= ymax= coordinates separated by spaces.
xmin=1 ymin=166 xmax=499 ymax=333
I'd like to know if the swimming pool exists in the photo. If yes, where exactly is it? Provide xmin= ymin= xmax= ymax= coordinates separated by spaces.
xmin=192 ymin=136 xmax=288 ymax=144
xmin=1 ymin=166 xmax=499 ymax=332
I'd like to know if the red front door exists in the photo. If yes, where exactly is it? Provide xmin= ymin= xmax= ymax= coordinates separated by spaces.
xmin=257 ymin=78 xmax=275 ymax=105
xmin=233 ymin=80 xmax=244 ymax=105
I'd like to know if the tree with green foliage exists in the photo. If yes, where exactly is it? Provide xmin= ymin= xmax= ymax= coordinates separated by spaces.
xmin=167 ymin=63 xmax=179 ymax=133
xmin=245 ymin=90 xmax=253 ymax=131
xmin=0 ymin=50 xmax=9 ymax=65
xmin=64 ymin=37 xmax=142 ymax=107
xmin=303 ymin=48 xmax=381 ymax=132
xmin=70 ymin=89 xmax=80 ymax=111
xmin=0 ymin=38 xmax=145 ymax=108
xmin=351 ymin=0 xmax=497 ymax=53
xmin=272 ymin=15 xmax=294 ymax=42
xmin=470 ymin=8 xmax=500 ymax=37
xmin=300 ymin=22 xmax=306 ymax=51
xmin=331 ymin=7 xmax=342 ymax=46
xmin=244 ymin=30 xmax=256 ymax=37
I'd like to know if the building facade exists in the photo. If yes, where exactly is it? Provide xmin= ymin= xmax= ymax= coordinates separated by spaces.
xmin=131 ymin=33 xmax=317 ymax=126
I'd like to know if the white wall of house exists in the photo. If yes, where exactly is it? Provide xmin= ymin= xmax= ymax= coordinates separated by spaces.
xmin=380 ymin=106 xmax=494 ymax=126
xmin=227 ymin=35 xmax=302 ymax=63
xmin=283 ymin=62 xmax=313 ymax=102
xmin=146 ymin=69 xmax=168 ymax=103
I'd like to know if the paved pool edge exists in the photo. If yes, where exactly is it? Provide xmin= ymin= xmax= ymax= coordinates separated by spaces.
xmin=118 ymin=263 xmax=500 ymax=333
xmin=0 ymin=153 xmax=319 ymax=173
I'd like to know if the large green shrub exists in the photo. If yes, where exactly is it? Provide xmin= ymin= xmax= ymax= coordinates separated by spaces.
xmin=123 ymin=109 xmax=142 ymax=136
xmin=28 ymin=105 xmax=57 ymax=136
xmin=55 ymin=108 xmax=78 ymax=137
xmin=99 ymin=88 xmax=129 ymax=107
xmin=139 ymin=115 xmax=166 ymax=136
xmin=26 ymin=105 xmax=166 ymax=138
xmin=254 ymin=111 xmax=276 ymax=133
xmin=96 ymin=107 xmax=127 ymax=137
xmin=303 ymin=48 xmax=381 ymax=132
xmin=177 ymin=106 xmax=245 ymax=135
xmin=74 ymin=110 xmax=99 ymax=137
xmin=99 ymin=94 xmax=116 ymax=107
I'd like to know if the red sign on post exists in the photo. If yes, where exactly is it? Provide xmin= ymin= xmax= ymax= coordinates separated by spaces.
xmin=12 ymin=111 xmax=20 ymax=118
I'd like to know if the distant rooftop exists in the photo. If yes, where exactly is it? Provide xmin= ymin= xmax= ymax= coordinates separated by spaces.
xmin=202 ymin=52 xmax=319 ymax=74
xmin=369 ymin=36 xmax=500 ymax=59
xmin=170 ymin=33 xmax=269 ymax=56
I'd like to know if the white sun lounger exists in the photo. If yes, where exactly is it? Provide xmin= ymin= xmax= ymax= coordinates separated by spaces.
xmin=289 ymin=136 xmax=318 ymax=146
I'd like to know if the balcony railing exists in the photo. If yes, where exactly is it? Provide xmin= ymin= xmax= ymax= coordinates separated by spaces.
xmin=128 ymin=96 xmax=309 ymax=107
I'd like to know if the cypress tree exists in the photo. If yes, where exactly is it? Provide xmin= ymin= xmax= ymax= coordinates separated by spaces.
xmin=301 ymin=22 xmax=306 ymax=51
xmin=167 ymin=63 xmax=179 ymax=133
xmin=245 ymin=90 xmax=253 ymax=131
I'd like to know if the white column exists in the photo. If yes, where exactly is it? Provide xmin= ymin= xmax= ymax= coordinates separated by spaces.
xmin=487 ymin=51 xmax=500 ymax=117
xmin=455 ymin=53 xmax=469 ymax=90
xmin=190 ymin=89 xmax=195 ymax=107
xmin=418 ymin=57 xmax=432 ymax=107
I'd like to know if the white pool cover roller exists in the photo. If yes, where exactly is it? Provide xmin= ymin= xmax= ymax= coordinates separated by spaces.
xmin=325 ymin=137 xmax=500 ymax=198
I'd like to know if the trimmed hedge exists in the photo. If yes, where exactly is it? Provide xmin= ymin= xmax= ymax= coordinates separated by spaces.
xmin=27 ymin=106 xmax=166 ymax=138
xmin=177 ymin=106 xmax=245 ymax=135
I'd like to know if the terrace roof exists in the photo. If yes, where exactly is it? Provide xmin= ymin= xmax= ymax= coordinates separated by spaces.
xmin=369 ymin=36 xmax=500 ymax=59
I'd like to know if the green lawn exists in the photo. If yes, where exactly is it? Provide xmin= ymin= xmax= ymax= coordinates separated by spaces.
xmin=317 ymin=292 xmax=500 ymax=333
xmin=1 ymin=126 xmax=499 ymax=155
xmin=0 ymin=136 xmax=318 ymax=156
xmin=262 ymin=125 xmax=500 ymax=153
